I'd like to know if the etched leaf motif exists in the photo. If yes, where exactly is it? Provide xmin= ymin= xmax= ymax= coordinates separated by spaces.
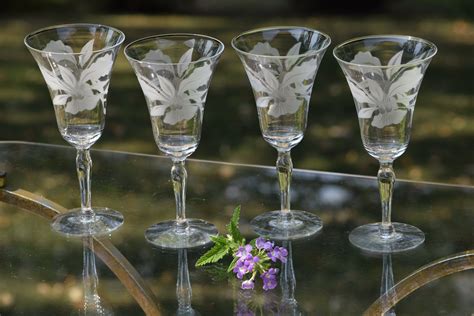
xmin=150 ymin=104 xmax=168 ymax=116
xmin=261 ymin=68 xmax=279 ymax=91
xmin=352 ymin=51 xmax=381 ymax=66
xmin=348 ymin=80 xmax=372 ymax=104
xmin=358 ymin=107 xmax=377 ymax=119
xmin=268 ymin=94 xmax=300 ymax=117
xmin=386 ymin=50 xmax=403 ymax=78
xmin=43 ymin=40 xmax=76 ymax=64
xmin=388 ymin=67 xmax=423 ymax=96
xmin=366 ymin=79 xmax=384 ymax=102
xmin=281 ymin=57 xmax=317 ymax=90
xmin=79 ymin=39 xmax=94 ymax=67
xmin=177 ymin=48 xmax=193 ymax=77
xmin=350 ymin=51 xmax=383 ymax=77
xmin=245 ymin=66 xmax=271 ymax=94
xmin=285 ymin=42 xmax=301 ymax=69
xmin=156 ymin=75 xmax=176 ymax=101
xmin=178 ymin=62 xmax=212 ymax=97
xmin=144 ymin=49 xmax=172 ymax=63
xmin=372 ymin=109 xmax=406 ymax=128
xmin=53 ymin=94 xmax=69 ymax=106
xmin=164 ymin=105 xmax=198 ymax=125
xmin=80 ymin=53 xmax=114 ymax=91
xmin=137 ymin=76 xmax=168 ymax=102
xmin=38 ymin=66 xmax=63 ymax=91
xmin=249 ymin=42 xmax=280 ymax=56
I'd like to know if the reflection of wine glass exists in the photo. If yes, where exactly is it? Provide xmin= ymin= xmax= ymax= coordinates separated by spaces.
xmin=380 ymin=254 xmax=396 ymax=316
xmin=25 ymin=24 xmax=125 ymax=236
xmin=82 ymin=237 xmax=112 ymax=316
xmin=176 ymin=249 xmax=199 ymax=316
xmin=279 ymin=241 xmax=304 ymax=315
xmin=232 ymin=27 xmax=331 ymax=240
xmin=333 ymin=35 xmax=437 ymax=253
xmin=125 ymin=34 xmax=224 ymax=248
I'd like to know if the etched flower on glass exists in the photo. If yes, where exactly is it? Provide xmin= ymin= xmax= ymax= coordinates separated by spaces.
xmin=334 ymin=35 xmax=437 ymax=253
xmin=232 ymin=27 xmax=331 ymax=240
xmin=125 ymin=34 xmax=224 ymax=248
xmin=25 ymin=24 xmax=125 ymax=236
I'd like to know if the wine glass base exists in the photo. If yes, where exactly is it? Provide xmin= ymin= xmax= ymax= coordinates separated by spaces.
xmin=349 ymin=222 xmax=425 ymax=253
xmin=251 ymin=210 xmax=323 ymax=241
xmin=145 ymin=219 xmax=218 ymax=249
xmin=51 ymin=207 xmax=124 ymax=237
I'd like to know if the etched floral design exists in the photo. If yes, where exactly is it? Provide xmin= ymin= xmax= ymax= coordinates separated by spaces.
xmin=243 ymin=41 xmax=319 ymax=118
xmin=38 ymin=39 xmax=114 ymax=115
xmin=135 ymin=45 xmax=213 ymax=125
xmin=347 ymin=51 xmax=424 ymax=129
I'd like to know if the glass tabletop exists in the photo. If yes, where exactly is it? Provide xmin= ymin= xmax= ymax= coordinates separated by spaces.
xmin=0 ymin=141 xmax=472 ymax=315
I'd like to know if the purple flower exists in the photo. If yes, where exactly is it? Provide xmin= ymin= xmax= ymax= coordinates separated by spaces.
xmin=268 ymin=246 xmax=288 ymax=263
xmin=261 ymin=268 xmax=279 ymax=291
xmin=241 ymin=279 xmax=255 ymax=290
xmin=233 ymin=260 xmax=248 ymax=279
xmin=233 ymin=254 xmax=260 ymax=279
xmin=255 ymin=237 xmax=274 ymax=251
xmin=235 ymin=244 xmax=252 ymax=258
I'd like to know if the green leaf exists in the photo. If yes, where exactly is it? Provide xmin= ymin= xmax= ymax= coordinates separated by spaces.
xmin=195 ymin=242 xmax=229 ymax=267
xmin=227 ymin=255 xmax=239 ymax=273
xmin=226 ymin=205 xmax=243 ymax=243
xmin=210 ymin=234 xmax=227 ymax=245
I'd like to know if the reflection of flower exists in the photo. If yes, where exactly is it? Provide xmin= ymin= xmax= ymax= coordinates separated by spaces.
xmin=39 ymin=39 xmax=114 ymax=115
xmin=136 ymin=47 xmax=212 ymax=125
xmin=347 ymin=51 xmax=423 ymax=128
xmin=244 ymin=41 xmax=318 ymax=118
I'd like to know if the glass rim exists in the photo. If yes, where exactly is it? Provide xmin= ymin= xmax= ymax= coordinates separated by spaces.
xmin=332 ymin=34 xmax=438 ymax=69
xmin=231 ymin=26 xmax=331 ymax=59
xmin=24 ymin=23 xmax=126 ymax=56
xmin=124 ymin=33 xmax=225 ymax=66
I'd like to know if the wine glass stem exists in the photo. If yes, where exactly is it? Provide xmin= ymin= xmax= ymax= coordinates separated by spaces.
xmin=76 ymin=149 xmax=93 ymax=216
xmin=171 ymin=159 xmax=189 ymax=230
xmin=378 ymin=162 xmax=395 ymax=237
xmin=277 ymin=150 xmax=293 ymax=214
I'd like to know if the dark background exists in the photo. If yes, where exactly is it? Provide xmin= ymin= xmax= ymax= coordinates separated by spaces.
xmin=0 ymin=0 xmax=473 ymax=185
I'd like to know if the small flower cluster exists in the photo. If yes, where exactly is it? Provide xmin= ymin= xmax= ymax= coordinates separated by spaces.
xmin=232 ymin=237 xmax=288 ymax=291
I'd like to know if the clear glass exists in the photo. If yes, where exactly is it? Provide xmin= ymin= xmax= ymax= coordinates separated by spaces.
xmin=125 ymin=34 xmax=224 ymax=248
xmin=333 ymin=35 xmax=437 ymax=253
xmin=232 ymin=27 xmax=331 ymax=240
xmin=24 ymin=23 xmax=125 ymax=236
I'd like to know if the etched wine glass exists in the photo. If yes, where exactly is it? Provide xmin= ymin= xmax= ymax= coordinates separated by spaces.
xmin=125 ymin=34 xmax=224 ymax=248
xmin=232 ymin=27 xmax=331 ymax=240
xmin=25 ymin=24 xmax=125 ymax=236
xmin=333 ymin=35 xmax=437 ymax=253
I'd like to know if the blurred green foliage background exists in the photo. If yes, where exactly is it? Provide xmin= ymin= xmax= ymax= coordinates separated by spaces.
xmin=0 ymin=1 xmax=473 ymax=185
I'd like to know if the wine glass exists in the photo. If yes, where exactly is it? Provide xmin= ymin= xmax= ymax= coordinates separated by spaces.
xmin=125 ymin=34 xmax=224 ymax=248
xmin=24 ymin=24 xmax=125 ymax=236
xmin=333 ymin=35 xmax=437 ymax=253
xmin=232 ymin=27 xmax=331 ymax=240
